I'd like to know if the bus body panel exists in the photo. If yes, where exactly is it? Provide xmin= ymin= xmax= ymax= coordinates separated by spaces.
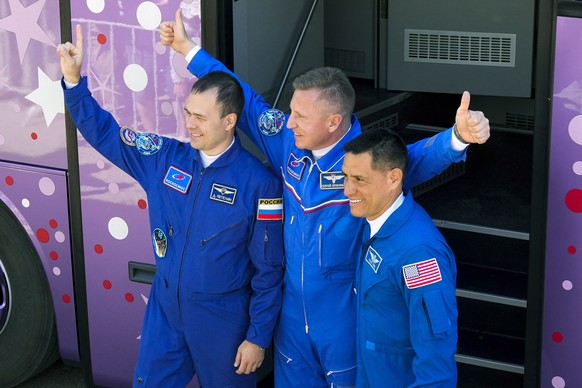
xmin=542 ymin=14 xmax=582 ymax=387
xmin=69 ymin=2 xmax=201 ymax=385
xmin=0 ymin=162 xmax=78 ymax=362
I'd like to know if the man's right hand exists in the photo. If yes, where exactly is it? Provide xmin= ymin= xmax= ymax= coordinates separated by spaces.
xmin=57 ymin=24 xmax=83 ymax=84
xmin=159 ymin=9 xmax=196 ymax=56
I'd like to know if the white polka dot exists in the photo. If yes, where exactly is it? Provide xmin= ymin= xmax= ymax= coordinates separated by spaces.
xmin=552 ymin=376 xmax=565 ymax=388
xmin=161 ymin=101 xmax=173 ymax=115
xmin=53 ymin=267 xmax=61 ymax=276
xmin=573 ymin=161 xmax=582 ymax=175
xmin=55 ymin=231 xmax=65 ymax=243
xmin=136 ymin=2 xmax=162 ymax=30
xmin=568 ymin=115 xmax=582 ymax=145
xmin=562 ymin=280 xmax=573 ymax=290
xmin=0 ymin=134 xmax=5 ymax=146
xmin=171 ymin=52 xmax=192 ymax=79
xmin=109 ymin=183 xmax=120 ymax=194
xmin=123 ymin=64 xmax=148 ymax=92
xmin=108 ymin=217 xmax=129 ymax=240
xmin=97 ymin=160 xmax=105 ymax=169
xmin=87 ymin=0 xmax=105 ymax=13
xmin=39 ymin=177 xmax=56 ymax=196
xmin=155 ymin=41 xmax=167 ymax=55
xmin=21 ymin=198 xmax=30 ymax=208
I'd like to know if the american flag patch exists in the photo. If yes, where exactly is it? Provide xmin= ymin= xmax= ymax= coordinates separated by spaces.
xmin=257 ymin=198 xmax=283 ymax=221
xmin=402 ymin=258 xmax=442 ymax=289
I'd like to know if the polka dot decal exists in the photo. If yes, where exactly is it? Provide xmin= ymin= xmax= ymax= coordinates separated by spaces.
xmin=545 ymin=18 xmax=582 ymax=386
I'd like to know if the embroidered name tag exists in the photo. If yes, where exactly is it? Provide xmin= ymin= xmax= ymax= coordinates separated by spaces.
xmin=257 ymin=198 xmax=283 ymax=221
xmin=320 ymin=171 xmax=345 ymax=190
xmin=402 ymin=258 xmax=442 ymax=289
xmin=365 ymin=246 xmax=383 ymax=273
xmin=163 ymin=166 xmax=193 ymax=194
xmin=210 ymin=183 xmax=237 ymax=204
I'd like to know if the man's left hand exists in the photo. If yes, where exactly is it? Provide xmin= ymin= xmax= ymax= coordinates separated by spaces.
xmin=455 ymin=91 xmax=491 ymax=144
xmin=234 ymin=340 xmax=265 ymax=375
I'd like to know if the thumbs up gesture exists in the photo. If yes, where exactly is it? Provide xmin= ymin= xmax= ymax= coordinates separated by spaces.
xmin=454 ymin=91 xmax=490 ymax=144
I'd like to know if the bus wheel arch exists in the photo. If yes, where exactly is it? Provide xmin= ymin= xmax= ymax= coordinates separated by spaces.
xmin=0 ymin=202 xmax=59 ymax=387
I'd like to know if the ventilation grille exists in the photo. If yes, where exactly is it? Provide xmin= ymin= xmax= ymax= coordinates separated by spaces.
xmin=362 ymin=113 xmax=399 ymax=131
xmin=405 ymin=29 xmax=516 ymax=67
xmin=505 ymin=113 xmax=534 ymax=131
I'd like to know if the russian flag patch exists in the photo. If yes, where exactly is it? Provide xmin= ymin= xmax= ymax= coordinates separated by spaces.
xmin=257 ymin=198 xmax=283 ymax=221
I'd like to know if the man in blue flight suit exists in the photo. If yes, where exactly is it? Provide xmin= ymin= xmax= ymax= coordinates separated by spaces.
xmin=342 ymin=128 xmax=457 ymax=387
xmin=58 ymin=26 xmax=284 ymax=387
xmin=160 ymin=9 xmax=488 ymax=387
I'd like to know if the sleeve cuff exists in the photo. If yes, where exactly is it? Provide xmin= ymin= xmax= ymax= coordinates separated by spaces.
xmin=185 ymin=45 xmax=201 ymax=63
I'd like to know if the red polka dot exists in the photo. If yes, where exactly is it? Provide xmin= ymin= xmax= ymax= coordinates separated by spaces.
xmin=94 ymin=244 xmax=104 ymax=254
xmin=125 ymin=293 xmax=135 ymax=303
xmin=5 ymin=176 xmax=14 ymax=185
xmin=138 ymin=199 xmax=148 ymax=209
xmin=36 ymin=228 xmax=50 ymax=243
xmin=568 ymin=246 xmax=576 ymax=254
xmin=565 ymin=189 xmax=582 ymax=213
xmin=49 ymin=219 xmax=58 ymax=229
xmin=31 ymin=132 xmax=38 ymax=140
xmin=97 ymin=34 xmax=107 ymax=45
xmin=552 ymin=332 xmax=563 ymax=343
xmin=103 ymin=280 xmax=112 ymax=290
xmin=62 ymin=294 xmax=71 ymax=304
xmin=49 ymin=251 xmax=59 ymax=260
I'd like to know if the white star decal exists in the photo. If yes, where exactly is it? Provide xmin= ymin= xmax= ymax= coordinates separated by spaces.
xmin=0 ymin=0 xmax=55 ymax=64
xmin=136 ymin=293 xmax=149 ymax=340
xmin=25 ymin=68 xmax=64 ymax=127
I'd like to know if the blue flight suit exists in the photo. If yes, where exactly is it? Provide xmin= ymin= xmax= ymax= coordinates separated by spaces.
xmin=63 ymin=77 xmax=284 ymax=387
xmin=188 ymin=48 xmax=465 ymax=387
xmin=357 ymin=193 xmax=457 ymax=387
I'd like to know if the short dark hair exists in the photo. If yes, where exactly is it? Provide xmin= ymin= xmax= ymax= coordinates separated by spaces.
xmin=191 ymin=71 xmax=244 ymax=122
xmin=343 ymin=128 xmax=407 ymax=173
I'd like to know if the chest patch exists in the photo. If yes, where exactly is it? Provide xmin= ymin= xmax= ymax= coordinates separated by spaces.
xmin=258 ymin=109 xmax=285 ymax=136
xmin=257 ymin=198 xmax=283 ymax=221
xmin=136 ymin=132 xmax=163 ymax=156
xmin=365 ymin=246 xmax=383 ymax=273
xmin=286 ymin=153 xmax=306 ymax=181
xmin=163 ymin=166 xmax=193 ymax=194
xmin=402 ymin=258 xmax=442 ymax=289
xmin=320 ymin=171 xmax=345 ymax=190
xmin=210 ymin=183 xmax=237 ymax=205
xmin=152 ymin=228 xmax=167 ymax=258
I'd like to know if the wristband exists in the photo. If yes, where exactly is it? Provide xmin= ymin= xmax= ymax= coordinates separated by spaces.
xmin=453 ymin=123 xmax=470 ymax=145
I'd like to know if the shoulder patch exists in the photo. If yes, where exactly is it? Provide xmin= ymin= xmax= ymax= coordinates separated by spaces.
xmin=136 ymin=133 xmax=163 ymax=156
xmin=258 ymin=109 xmax=285 ymax=136
xmin=257 ymin=198 xmax=283 ymax=221
xmin=120 ymin=126 xmax=137 ymax=146
xmin=402 ymin=258 xmax=442 ymax=289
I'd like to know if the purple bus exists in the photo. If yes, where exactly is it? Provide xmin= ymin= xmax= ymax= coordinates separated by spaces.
xmin=0 ymin=1 xmax=201 ymax=386
xmin=1 ymin=0 xmax=582 ymax=387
